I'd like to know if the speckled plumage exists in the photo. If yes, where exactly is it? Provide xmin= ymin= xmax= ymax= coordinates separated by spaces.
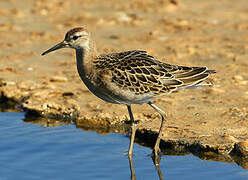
xmin=94 ymin=50 xmax=214 ymax=97
xmin=42 ymin=27 xmax=216 ymax=157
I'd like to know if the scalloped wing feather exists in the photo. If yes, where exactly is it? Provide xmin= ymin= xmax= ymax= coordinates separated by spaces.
xmin=94 ymin=50 xmax=215 ymax=96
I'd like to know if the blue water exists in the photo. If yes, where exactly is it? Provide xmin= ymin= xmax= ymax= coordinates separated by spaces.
xmin=0 ymin=112 xmax=247 ymax=180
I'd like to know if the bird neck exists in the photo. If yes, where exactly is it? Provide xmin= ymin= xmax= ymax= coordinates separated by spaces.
xmin=75 ymin=40 xmax=98 ymax=81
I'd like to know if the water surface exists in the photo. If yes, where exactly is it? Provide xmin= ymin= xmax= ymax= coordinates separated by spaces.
xmin=0 ymin=112 xmax=247 ymax=180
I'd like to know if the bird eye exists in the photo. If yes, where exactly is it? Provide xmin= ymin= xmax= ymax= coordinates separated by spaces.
xmin=72 ymin=35 xmax=80 ymax=40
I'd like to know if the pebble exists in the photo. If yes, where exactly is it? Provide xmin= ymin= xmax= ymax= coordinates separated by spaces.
xmin=158 ymin=36 xmax=168 ymax=41
xmin=5 ymin=81 xmax=16 ymax=86
xmin=27 ymin=67 xmax=34 ymax=71
xmin=115 ymin=12 xmax=131 ymax=23
xmin=50 ymin=76 xmax=68 ymax=82
xmin=62 ymin=92 xmax=74 ymax=97
xmin=188 ymin=47 xmax=196 ymax=55
xmin=178 ymin=20 xmax=189 ymax=26
xmin=232 ymin=75 xmax=247 ymax=85
xmin=233 ymin=75 xmax=243 ymax=81
xmin=204 ymin=87 xmax=225 ymax=94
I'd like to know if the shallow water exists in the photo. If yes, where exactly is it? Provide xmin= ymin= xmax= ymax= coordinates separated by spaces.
xmin=0 ymin=112 xmax=247 ymax=180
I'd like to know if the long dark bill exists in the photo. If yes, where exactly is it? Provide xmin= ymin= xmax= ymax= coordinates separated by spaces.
xmin=41 ymin=41 xmax=67 ymax=56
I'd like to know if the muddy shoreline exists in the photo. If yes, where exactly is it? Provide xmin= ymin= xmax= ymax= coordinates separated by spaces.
xmin=1 ymin=79 xmax=248 ymax=168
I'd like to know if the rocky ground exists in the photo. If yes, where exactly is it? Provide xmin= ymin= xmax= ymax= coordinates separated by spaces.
xmin=0 ymin=0 xmax=248 ymax=168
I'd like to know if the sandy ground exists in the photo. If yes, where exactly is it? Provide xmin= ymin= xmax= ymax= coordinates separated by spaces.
xmin=0 ymin=0 xmax=248 ymax=168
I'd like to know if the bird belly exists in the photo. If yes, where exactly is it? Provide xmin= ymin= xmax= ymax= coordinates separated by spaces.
xmin=97 ymin=81 xmax=154 ymax=105
xmin=82 ymin=77 xmax=153 ymax=105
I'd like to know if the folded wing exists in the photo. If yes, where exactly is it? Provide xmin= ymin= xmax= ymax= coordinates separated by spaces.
xmin=95 ymin=50 xmax=215 ymax=95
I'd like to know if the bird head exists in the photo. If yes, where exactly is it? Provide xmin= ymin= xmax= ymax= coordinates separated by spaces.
xmin=42 ymin=27 xmax=90 ymax=56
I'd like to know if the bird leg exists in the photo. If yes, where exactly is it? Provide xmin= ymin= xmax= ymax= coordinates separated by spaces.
xmin=127 ymin=105 xmax=137 ymax=156
xmin=148 ymin=102 xmax=166 ymax=158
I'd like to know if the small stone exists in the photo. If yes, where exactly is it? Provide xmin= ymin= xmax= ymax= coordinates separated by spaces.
xmin=50 ymin=76 xmax=68 ymax=82
xmin=178 ymin=20 xmax=189 ymax=26
xmin=232 ymin=75 xmax=247 ymax=85
xmin=62 ymin=92 xmax=74 ymax=97
xmin=109 ymin=35 xmax=119 ymax=39
xmin=209 ymin=19 xmax=219 ymax=25
xmin=27 ymin=67 xmax=34 ymax=71
xmin=40 ymin=9 xmax=48 ymax=16
xmin=97 ymin=112 xmax=112 ymax=120
xmin=115 ymin=12 xmax=131 ymax=23
xmin=204 ymin=87 xmax=224 ymax=94
xmin=158 ymin=36 xmax=168 ymax=41
xmin=188 ymin=47 xmax=196 ymax=55
xmin=87 ymin=102 xmax=102 ymax=112
xmin=5 ymin=81 xmax=16 ymax=85
xmin=241 ymin=81 xmax=248 ymax=85
xmin=233 ymin=75 xmax=243 ymax=81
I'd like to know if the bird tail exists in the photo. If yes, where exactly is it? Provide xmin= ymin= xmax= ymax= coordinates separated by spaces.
xmin=173 ymin=68 xmax=216 ymax=90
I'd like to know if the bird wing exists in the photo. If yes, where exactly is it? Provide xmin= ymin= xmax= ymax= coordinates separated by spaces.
xmin=95 ymin=50 xmax=215 ymax=95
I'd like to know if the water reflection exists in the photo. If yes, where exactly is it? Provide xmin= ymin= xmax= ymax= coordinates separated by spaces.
xmin=23 ymin=115 xmax=167 ymax=179
xmin=128 ymin=152 xmax=164 ymax=180
xmin=23 ymin=115 xmax=166 ymax=179
xmin=23 ymin=115 xmax=73 ymax=127
xmin=151 ymin=153 xmax=164 ymax=180
xmin=23 ymin=114 xmax=248 ymax=170
xmin=128 ymin=156 xmax=136 ymax=180
xmin=1 ymin=112 xmax=247 ymax=180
